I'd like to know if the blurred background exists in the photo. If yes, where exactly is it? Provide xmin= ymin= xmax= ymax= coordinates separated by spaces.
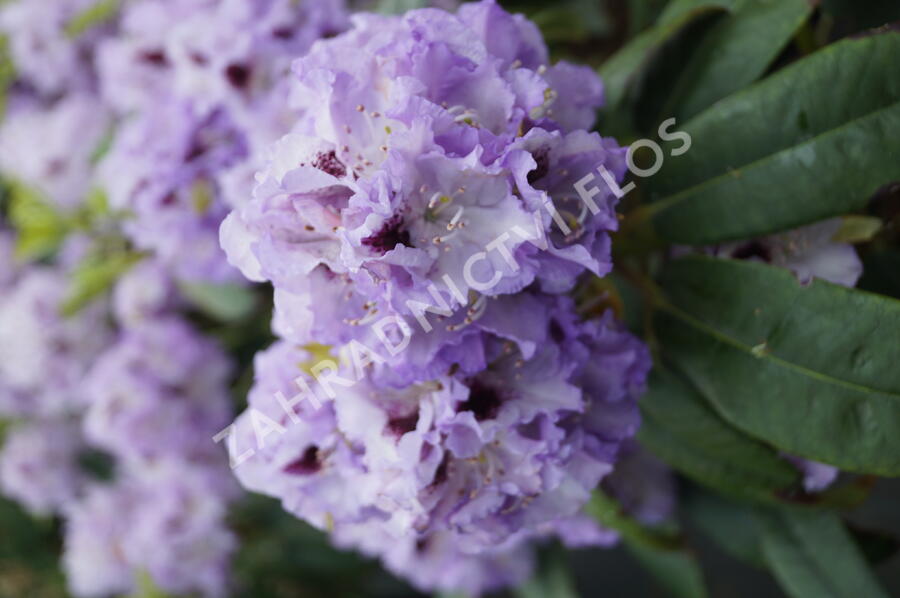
xmin=2 ymin=0 xmax=900 ymax=596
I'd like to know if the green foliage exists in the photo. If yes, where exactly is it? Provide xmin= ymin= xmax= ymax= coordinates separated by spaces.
xmin=759 ymin=507 xmax=890 ymax=598
xmin=0 ymin=497 xmax=67 ymax=598
xmin=598 ymin=5 xmax=727 ymax=140
xmin=178 ymin=282 xmax=258 ymax=322
xmin=516 ymin=551 xmax=580 ymax=598
xmin=65 ymin=0 xmax=120 ymax=38
xmin=599 ymin=1 xmax=900 ymax=595
xmin=585 ymin=490 xmax=708 ymax=598
xmin=657 ymin=0 xmax=813 ymax=122
xmin=639 ymin=369 xmax=801 ymax=503
xmin=229 ymin=495 xmax=411 ymax=598
xmin=62 ymin=248 xmax=144 ymax=317
xmin=646 ymin=31 xmax=900 ymax=244
xmin=0 ymin=33 xmax=13 ymax=118
xmin=654 ymin=256 xmax=900 ymax=475
xmin=8 ymin=182 xmax=69 ymax=261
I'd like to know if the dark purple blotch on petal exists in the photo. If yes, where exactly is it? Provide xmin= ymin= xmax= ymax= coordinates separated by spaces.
xmin=459 ymin=380 xmax=504 ymax=421
xmin=283 ymin=446 xmax=321 ymax=475
xmin=527 ymin=147 xmax=550 ymax=185
xmin=362 ymin=214 xmax=412 ymax=253
xmin=312 ymin=150 xmax=347 ymax=178
xmin=387 ymin=411 xmax=419 ymax=437
xmin=225 ymin=63 xmax=252 ymax=89
xmin=732 ymin=241 xmax=772 ymax=262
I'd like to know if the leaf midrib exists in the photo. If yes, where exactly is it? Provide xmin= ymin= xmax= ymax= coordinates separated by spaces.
xmin=660 ymin=303 xmax=900 ymax=400
xmin=650 ymin=98 xmax=900 ymax=216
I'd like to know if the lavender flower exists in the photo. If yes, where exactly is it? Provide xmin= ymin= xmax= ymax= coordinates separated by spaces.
xmin=231 ymin=306 xmax=649 ymax=558
xmin=0 ymin=419 xmax=88 ymax=515
xmin=0 ymin=93 xmax=110 ymax=209
xmin=0 ymin=267 xmax=112 ymax=417
xmin=710 ymin=218 xmax=859 ymax=491
xmin=63 ymin=458 xmax=237 ymax=598
xmin=83 ymin=316 xmax=233 ymax=464
xmin=712 ymin=218 xmax=862 ymax=287
xmin=98 ymin=101 xmax=247 ymax=282
xmin=111 ymin=259 xmax=178 ymax=327
xmin=0 ymin=0 xmax=108 ymax=96
xmin=96 ymin=0 xmax=348 ymax=114
xmin=602 ymin=441 xmax=676 ymax=526
xmin=783 ymin=455 xmax=839 ymax=493
xmin=221 ymin=0 xmax=626 ymax=327
xmin=0 ymin=230 xmax=20 ymax=293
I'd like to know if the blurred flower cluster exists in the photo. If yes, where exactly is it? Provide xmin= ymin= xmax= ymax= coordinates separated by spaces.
xmin=0 ymin=0 xmax=345 ymax=595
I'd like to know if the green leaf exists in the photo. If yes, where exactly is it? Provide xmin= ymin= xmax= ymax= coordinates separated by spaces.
xmin=832 ymin=215 xmax=883 ymax=244
xmin=62 ymin=251 xmax=144 ymax=317
xmin=655 ymin=256 xmax=900 ymax=475
xmin=130 ymin=572 xmax=174 ymax=598
xmin=0 ymin=34 xmax=14 ymax=118
xmin=374 ymin=0 xmax=428 ymax=15
xmin=530 ymin=0 xmax=614 ymax=49
xmin=585 ymin=490 xmax=680 ymax=550
xmin=627 ymin=541 xmax=708 ymax=598
xmin=647 ymin=31 xmax=900 ymax=244
xmin=516 ymin=552 xmax=579 ymax=598
xmin=685 ymin=488 xmax=766 ymax=567
xmin=65 ymin=0 xmax=119 ymax=38
xmin=597 ymin=5 xmax=727 ymax=139
xmin=8 ymin=182 xmax=69 ymax=261
xmin=626 ymin=0 xmax=670 ymax=36
xmin=585 ymin=490 xmax=708 ymax=598
xmin=662 ymin=0 xmax=813 ymax=122
xmin=178 ymin=281 xmax=257 ymax=322
xmin=657 ymin=0 xmax=741 ymax=25
xmin=0 ymin=497 xmax=67 ymax=597
xmin=639 ymin=369 xmax=801 ymax=503
xmin=759 ymin=507 xmax=890 ymax=598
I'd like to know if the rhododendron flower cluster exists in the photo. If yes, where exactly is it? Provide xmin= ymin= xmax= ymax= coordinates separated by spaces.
xmin=221 ymin=2 xmax=651 ymax=593
xmin=0 ymin=0 xmax=349 ymax=596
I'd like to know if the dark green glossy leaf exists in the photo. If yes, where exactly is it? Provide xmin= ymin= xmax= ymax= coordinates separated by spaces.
xmin=657 ymin=0 xmax=740 ymax=25
xmin=516 ymin=552 xmax=579 ymax=598
xmin=597 ymin=5 xmax=727 ymax=139
xmin=662 ymin=0 xmax=813 ymax=122
xmin=685 ymin=488 xmax=766 ymax=567
xmin=585 ymin=490 xmax=680 ymax=550
xmin=759 ymin=508 xmax=890 ymax=598
xmin=656 ymin=256 xmax=900 ymax=475
xmin=627 ymin=541 xmax=708 ymax=598
xmin=639 ymin=369 xmax=801 ymax=503
xmin=586 ymin=491 xmax=707 ymax=598
xmin=648 ymin=31 xmax=900 ymax=244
